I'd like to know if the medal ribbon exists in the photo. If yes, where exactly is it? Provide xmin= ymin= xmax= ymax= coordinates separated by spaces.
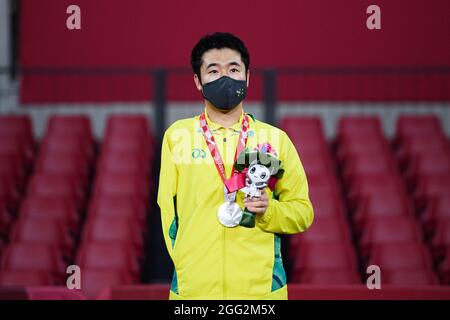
xmin=199 ymin=112 xmax=250 ymax=192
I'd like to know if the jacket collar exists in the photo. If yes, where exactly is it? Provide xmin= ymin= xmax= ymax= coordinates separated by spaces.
xmin=204 ymin=108 xmax=246 ymax=131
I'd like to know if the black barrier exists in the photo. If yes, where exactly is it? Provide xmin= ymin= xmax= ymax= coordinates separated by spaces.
xmin=0 ymin=299 xmax=446 ymax=319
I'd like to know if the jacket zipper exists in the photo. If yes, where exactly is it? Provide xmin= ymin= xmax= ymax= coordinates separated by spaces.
xmin=222 ymin=226 xmax=227 ymax=299
xmin=222 ymin=129 xmax=228 ymax=299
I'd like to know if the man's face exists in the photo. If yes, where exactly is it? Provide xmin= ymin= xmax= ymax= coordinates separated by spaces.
xmin=194 ymin=48 xmax=249 ymax=91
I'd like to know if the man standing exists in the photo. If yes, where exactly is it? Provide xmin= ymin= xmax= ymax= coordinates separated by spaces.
xmin=157 ymin=32 xmax=313 ymax=300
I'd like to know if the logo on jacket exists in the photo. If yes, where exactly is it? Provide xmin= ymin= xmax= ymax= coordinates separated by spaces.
xmin=192 ymin=148 xmax=206 ymax=159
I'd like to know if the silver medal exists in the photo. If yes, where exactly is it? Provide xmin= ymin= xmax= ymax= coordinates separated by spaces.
xmin=217 ymin=202 xmax=242 ymax=228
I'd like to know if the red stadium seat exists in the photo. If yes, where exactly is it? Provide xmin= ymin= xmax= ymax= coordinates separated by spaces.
xmin=26 ymin=174 xmax=85 ymax=206
xmin=396 ymin=115 xmax=444 ymax=143
xmin=26 ymin=286 xmax=87 ymax=300
xmin=80 ymin=269 xmax=134 ymax=299
xmin=0 ymin=154 xmax=27 ymax=185
xmin=105 ymin=115 xmax=150 ymax=134
xmin=299 ymin=152 xmax=334 ymax=175
xmin=414 ymin=174 xmax=450 ymax=211
xmin=39 ymin=135 xmax=94 ymax=162
xmin=383 ymin=270 xmax=439 ymax=286
xmin=93 ymin=173 xmax=149 ymax=201
xmin=438 ymin=248 xmax=450 ymax=284
xmin=291 ymin=270 xmax=361 ymax=284
xmin=293 ymin=243 xmax=358 ymax=274
xmin=338 ymin=116 xmax=384 ymax=143
xmin=0 ymin=115 xmax=33 ymax=136
xmin=281 ymin=117 xmax=327 ymax=154
xmin=76 ymin=243 xmax=141 ymax=279
xmin=430 ymin=218 xmax=450 ymax=261
xmin=347 ymin=173 xmax=406 ymax=209
xmin=1 ymin=244 xmax=66 ymax=280
xmin=0 ymin=270 xmax=53 ymax=287
xmin=293 ymin=141 xmax=331 ymax=161
xmin=342 ymin=154 xmax=397 ymax=183
xmin=0 ymin=177 xmax=19 ymax=207
xmin=97 ymin=284 xmax=170 ymax=300
xmin=46 ymin=115 xmax=93 ymax=142
xmin=9 ymin=219 xmax=75 ymax=257
xmin=0 ymin=139 xmax=30 ymax=164
xmin=102 ymin=134 xmax=154 ymax=160
xmin=289 ymin=217 xmax=351 ymax=253
xmin=359 ymin=217 xmax=423 ymax=258
xmin=104 ymin=119 xmax=154 ymax=156
xmin=337 ymin=138 xmax=391 ymax=164
xmin=397 ymin=135 xmax=450 ymax=166
xmin=422 ymin=196 xmax=450 ymax=234
xmin=0 ymin=202 xmax=13 ymax=237
xmin=353 ymin=191 xmax=413 ymax=230
xmin=0 ymin=116 xmax=34 ymax=151
xmin=368 ymin=243 xmax=434 ymax=272
xmin=81 ymin=217 xmax=144 ymax=253
xmin=280 ymin=117 xmax=324 ymax=138
xmin=19 ymin=196 xmax=80 ymax=229
xmin=34 ymin=153 xmax=90 ymax=185
xmin=408 ymin=153 xmax=450 ymax=177
xmin=307 ymin=173 xmax=342 ymax=197
xmin=97 ymin=152 xmax=150 ymax=175
xmin=309 ymin=192 xmax=345 ymax=219
xmin=103 ymin=128 xmax=152 ymax=143
xmin=88 ymin=195 xmax=147 ymax=225
xmin=348 ymin=172 xmax=405 ymax=191
xmin=105 ymin=114 xmax=152 ymax=137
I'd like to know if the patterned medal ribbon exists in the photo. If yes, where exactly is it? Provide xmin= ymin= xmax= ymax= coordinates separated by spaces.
xmin=199 ymin=112 xmax=250 ymax=191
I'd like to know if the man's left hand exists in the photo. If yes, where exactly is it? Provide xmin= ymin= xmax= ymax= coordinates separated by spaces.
xmin=244 ymin=188 xmax=269 ymax=217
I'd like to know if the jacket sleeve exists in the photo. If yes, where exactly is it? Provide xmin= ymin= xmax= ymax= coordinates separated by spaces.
xmin=256 ymin=131 xmax=314 ymax=234
xmin=157 ymin=130 xmax=178 ymax=261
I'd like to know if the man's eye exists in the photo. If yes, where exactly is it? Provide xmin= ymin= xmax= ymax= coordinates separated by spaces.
xmin=231 ymin=68 xmax=239 ymax=72
xmin=209 ymin=70 xmax=218 ymax=74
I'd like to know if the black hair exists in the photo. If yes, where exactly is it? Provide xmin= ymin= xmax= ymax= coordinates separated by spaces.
xmin=190 ymin=32 xmax=250 ymax=83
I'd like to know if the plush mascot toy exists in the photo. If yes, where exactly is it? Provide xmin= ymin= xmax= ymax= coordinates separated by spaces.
xmin=234 ymin=143 xmax=284 ymax=228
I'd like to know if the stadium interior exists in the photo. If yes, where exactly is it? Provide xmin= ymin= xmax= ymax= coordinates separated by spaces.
xmin=0 ymin=0 xmax=449 ymax=299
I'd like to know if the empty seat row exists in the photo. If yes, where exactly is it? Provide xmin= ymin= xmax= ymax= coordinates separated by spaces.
xmin=337 ymin=116 xmax=442 ymax=285
xmin=71 ymin=115 xmax=155 ymax=297
xmin=281 ymin=117 xmax=359 ymax=285
xmin=0 ymin=116 xmax=36 ymax=237
xmin=0 ymin=116 xmax=96 ymax=288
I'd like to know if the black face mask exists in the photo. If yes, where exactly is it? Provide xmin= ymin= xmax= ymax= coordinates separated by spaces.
xmin=201 ymin=76 xmax=247 ymax=110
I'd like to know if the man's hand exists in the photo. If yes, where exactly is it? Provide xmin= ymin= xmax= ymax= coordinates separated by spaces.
xmin=244 ymin=188 xmax=269 ymax=217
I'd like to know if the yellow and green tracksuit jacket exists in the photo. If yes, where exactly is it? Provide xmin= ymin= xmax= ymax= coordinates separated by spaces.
xmin=157 ymin=109 xmax=314 ymax=300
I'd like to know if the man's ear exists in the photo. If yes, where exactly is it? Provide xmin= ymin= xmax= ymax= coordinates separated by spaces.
xmin=246 ymin=70 xmax=250 ymax=87
xmin=194 ymin=74 xmax=203 ymax=91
